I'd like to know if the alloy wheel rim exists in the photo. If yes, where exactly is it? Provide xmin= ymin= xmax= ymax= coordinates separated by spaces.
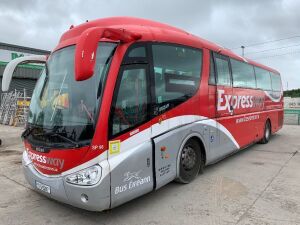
xmin=266 ymin=124 xmax=270 ymax=139
xmin=181 ymin=145 xmax=196 ymax=171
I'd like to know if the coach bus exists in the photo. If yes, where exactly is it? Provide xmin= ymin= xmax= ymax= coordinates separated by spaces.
xmin=2 ymin=17 xmax=283 ymax=211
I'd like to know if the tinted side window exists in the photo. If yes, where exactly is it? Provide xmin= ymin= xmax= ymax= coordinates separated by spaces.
xmin=215 ymin=55 xmax=231 ymax=86
xmin=111 ymin=67 xmax=148 ymax=136
xmin=209 ymin=54 xmax=216 ymax=85
xmin=123 ymin=44 xmax=147 ymax=64
xmin=152 ymin=44 xmax=202 ymax=113
xmin=128 ymin=46 xmax=146 ymax=57
xmin=270 ymin=72 xmax=282 ymax=91
xmin=254 ymin=67 xmax=272 ymax=90
xmin=231 ymin=59 xmax=256 ymax=88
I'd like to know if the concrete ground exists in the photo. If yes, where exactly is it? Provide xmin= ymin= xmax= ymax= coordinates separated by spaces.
xmin=0 ymin=125 xmax=299 ymax=225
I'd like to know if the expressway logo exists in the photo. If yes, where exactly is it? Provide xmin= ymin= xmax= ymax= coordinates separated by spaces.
xmin=27 ymin=151 xmax=65 ymax=170
xmin=217 ymin=90 xmax=264 ymax=112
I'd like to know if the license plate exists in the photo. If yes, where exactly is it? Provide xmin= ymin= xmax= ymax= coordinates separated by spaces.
xmin=36 ymin=181 xmax=51 ymax=194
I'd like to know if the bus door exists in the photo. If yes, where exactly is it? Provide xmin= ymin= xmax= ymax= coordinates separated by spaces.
xmin=150 ymin=43 xmax=203 ymax=189
xmin=108 ymin=62 xmax=154 ymax=207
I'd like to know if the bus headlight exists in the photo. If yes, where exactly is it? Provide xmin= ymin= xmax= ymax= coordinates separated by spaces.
xmin=65 ymin=165 xmax=102 ymax=186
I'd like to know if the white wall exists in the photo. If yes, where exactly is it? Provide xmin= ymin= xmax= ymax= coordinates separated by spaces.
xmin=284 ymin=97 xmax=300 ymax=109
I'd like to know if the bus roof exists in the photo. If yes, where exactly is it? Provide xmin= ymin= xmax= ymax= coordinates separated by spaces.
xmin=56 ymin=16 xmax=279 ymax=74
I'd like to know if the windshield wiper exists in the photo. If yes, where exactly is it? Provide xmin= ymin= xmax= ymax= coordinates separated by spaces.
xmin=35 ymin=131 xmax=80 ymax=148
xmin=21 ymin=127 xmax=35 ymax=139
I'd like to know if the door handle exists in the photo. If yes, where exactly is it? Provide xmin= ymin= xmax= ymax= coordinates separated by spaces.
xmin=229 ymin=105 xmax=234 ymax=115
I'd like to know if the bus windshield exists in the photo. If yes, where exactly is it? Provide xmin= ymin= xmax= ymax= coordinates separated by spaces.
xmin=26 ymin=42 xmax=117 ymax=147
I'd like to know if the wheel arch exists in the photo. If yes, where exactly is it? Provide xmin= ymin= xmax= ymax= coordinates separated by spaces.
xmin=176 ymin=132 xmax=207 ymax=178
xmin=267 ymin=117 xmax=272 ymax=126
xmin=266 ymin=117 xmax=272 ymax=133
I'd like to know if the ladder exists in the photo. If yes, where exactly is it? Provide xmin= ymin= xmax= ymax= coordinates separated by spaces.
xmin=0 ymin=90 xmax=28 ymax=126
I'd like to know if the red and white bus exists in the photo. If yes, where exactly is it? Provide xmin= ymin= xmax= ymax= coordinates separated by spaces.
xmin=3 ymin=17 xmax=283 ymax=211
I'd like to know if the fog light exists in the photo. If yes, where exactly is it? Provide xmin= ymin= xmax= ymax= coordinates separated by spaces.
xmin=65 ymin=165 xmax=102 ymax=186
xmin=81 ymin=194 xmax=89 ymax=203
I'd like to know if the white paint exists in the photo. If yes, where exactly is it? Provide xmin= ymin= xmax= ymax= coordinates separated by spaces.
xmin=264 ymin=90 xmax=282 ymax=103
xmin=196 ymin=118 xmax=240 ymax=149
xmin=152 ymin=115 xmax=205 ymax=137
xmin=27 ymin=115 xmax=240 ymax=178
xmin=2 ymin=55 xmax=47 ymax=91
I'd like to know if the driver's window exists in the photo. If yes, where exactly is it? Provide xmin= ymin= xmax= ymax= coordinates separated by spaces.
xmin=111 ymin=67 xmax=148 ymax=136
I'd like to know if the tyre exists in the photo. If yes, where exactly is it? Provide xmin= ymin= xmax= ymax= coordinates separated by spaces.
xmin=260 ymin=120 xmax=271 ymax=144
xmin=176 ymin=138 xmax=203 ymax=184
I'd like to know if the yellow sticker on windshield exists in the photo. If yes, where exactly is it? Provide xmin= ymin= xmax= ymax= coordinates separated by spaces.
xmin=109 ymin=140 xmax=121 ymax=155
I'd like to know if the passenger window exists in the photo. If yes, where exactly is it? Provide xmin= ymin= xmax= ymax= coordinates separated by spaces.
xmin=270 ymin=72 xmax=282 ymax=91
xmin=152 ymin=44 xmax=202 ymax=113
xmin=254 ymin=67 xmax=272 ymax=90
xmin=110 ymin=67 xmax=148 ymax=136
xmin=209 ymin=54 xmax=216 ymax=85
xmin=214 ymin=55 xmax=231 ymax=86
xmin=231 ymin=59 xmax=256 ymax=88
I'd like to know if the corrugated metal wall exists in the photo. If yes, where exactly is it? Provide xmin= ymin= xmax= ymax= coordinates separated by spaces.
xmin=0 ymin=64 xmax=42 ymax=99
xmin=0 ymin=78 xmax=37 ymax=97
xmin=0 ymin=64 xmax=42 ymax=79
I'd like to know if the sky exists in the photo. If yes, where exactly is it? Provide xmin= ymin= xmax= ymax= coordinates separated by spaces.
xmin=0 ymin=0 xmax=299 ymax=89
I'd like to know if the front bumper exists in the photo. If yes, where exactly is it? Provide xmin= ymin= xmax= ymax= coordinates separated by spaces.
xmin=22 ymin=151 xmax=111 ymax=211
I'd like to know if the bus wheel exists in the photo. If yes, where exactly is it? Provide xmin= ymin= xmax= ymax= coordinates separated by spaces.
xmin=260 ymin=120 xmax=271 ymax=144
xmin=176 ymin=138 xmax=202 ymax=184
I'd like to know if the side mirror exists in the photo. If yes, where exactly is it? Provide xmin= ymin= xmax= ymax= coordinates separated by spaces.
xmin=2 ymin=55 xmax=47 ymax=92
xmin=74 ymin=27 xmax=142 ymax=81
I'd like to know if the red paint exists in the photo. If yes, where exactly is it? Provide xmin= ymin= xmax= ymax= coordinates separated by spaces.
xmin=74 ymin=27 xmax=141 ymax=81
xmin=25 ymin=141 xmax=90 ymax=175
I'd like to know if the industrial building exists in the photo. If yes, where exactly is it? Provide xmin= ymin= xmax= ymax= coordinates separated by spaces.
xmin=0 ymin=42 xmax=50 ymax=98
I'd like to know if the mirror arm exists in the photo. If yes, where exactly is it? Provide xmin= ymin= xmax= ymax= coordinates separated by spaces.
xmin=75 ymin=27 xmax=142 ymax=81
xmin=2 ymin=55 xmax=47 ymax=92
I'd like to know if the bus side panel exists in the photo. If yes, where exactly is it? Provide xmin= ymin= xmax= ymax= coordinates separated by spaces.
xmin=153 ymin=123 xmax=208 ymax=190
xmin=208 ymin=84 xmax=217 ymax=119
xmin=109 ymin=141 xmax=153 ymax=208
xmin=268 ymin=109 xmax=284 ymax=134
xmin=269 ymin=88 xmax=284 ymax=133
xmin=231 ymin=88 xmax=265 ymax=147
xmin=277 ymin=109 xmax=284 ymax=130
xmin=262 ymin=86 xmax=283 ymax=134
xmin=199 ymin=48 xmax=212 ymax=119
xmin=153 ymin=120 xmax=240 ymax=188
xmin=153 ymin=129 xmax=185 ymax=190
